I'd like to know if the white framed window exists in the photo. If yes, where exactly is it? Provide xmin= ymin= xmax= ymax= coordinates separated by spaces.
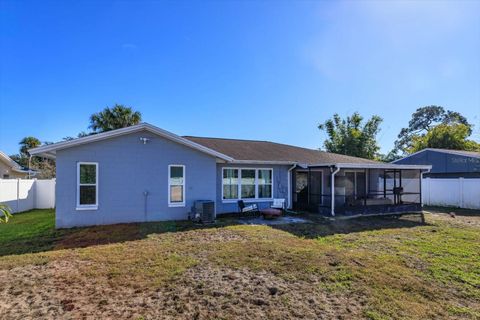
xmin=222 ymin=168 xmax=239 ymax=200
xmin=221 ymin=167 xmax=274 ymax=202
xmin=76 ymin=162 xmax=98 ymax=210
xmin=258 ymin=169 xmax=273 ymax=198
xmin=241 ymin=169 xmax=256 ymax=199
xmin=168 ymin=165 xmax=185 ymax=207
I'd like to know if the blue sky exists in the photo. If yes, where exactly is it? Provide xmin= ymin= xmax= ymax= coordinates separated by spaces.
xmin=1 ymin=0 xmax=479 ymax=156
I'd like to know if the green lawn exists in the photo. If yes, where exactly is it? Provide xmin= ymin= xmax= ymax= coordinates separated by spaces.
xmin=0 ymin=208 xmax=479 ymax=319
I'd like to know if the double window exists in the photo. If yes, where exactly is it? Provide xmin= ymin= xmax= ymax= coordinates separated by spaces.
xmin=222 ymin=168 xmax=273 ymax=201
xmin=77 ymin=162 xmax=98 ymax=210
xmin=168 ymin=165 xmax=185 ymax=207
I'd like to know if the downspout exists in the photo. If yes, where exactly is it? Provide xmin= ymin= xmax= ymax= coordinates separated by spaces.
xmin=420 ymin=168 xmax=431 ymax=207
xmin=287 ymin=164 xmax=297 ymax=209
xmin=330 ymin=166 xmax=340 ymax=216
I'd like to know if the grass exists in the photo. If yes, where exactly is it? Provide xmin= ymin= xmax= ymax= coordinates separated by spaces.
xmin=1 ymin=208 xmax=479 ymax=319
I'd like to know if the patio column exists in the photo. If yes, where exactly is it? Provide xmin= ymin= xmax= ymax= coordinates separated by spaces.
xmin=330 ymin=166 xmax=340 ymax=216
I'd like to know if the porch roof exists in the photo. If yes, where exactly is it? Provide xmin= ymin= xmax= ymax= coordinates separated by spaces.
xmin=303 ymin=162 xmax=432 ymax=170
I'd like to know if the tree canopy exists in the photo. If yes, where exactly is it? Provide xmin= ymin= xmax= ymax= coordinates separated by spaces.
xmin=409 ymin=123 xmax=480 ymax=153
xmin=394 ymin=106 xmax=472 ymax=155
xmin=319 ymin=112 xmax=382 ymax=159
xmin=19 ymin=136 xmax=41 ymax=158
xmin=89 ymin=104 xmax=142 ymax=133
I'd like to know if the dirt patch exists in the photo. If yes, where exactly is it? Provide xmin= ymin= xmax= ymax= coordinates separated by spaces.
xmin=0 ymin=260 xmax=364 ymax=320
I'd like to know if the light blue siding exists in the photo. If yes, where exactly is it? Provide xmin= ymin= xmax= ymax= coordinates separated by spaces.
xmin=56 ymin=130 xmax=217 ymax=228
xmin=215 ymin=163 xmax=290 ymax=214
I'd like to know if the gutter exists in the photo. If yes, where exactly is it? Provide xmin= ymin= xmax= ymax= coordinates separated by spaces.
xmin=420 ymin=167 xmax=431 ymax=207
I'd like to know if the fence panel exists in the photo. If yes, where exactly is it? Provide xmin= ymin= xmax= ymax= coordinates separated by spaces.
xmin=422 ymin=178 xmax=480 ymax=209
xmin=0 ymin=179 xmax=56 ymax=213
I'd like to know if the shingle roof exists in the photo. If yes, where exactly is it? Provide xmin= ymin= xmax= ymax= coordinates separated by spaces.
xmin=183 ymin=136 xmax=380 ymax=165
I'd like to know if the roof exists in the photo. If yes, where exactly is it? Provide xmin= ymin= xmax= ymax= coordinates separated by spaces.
xmin=28 ymin=123 xmax=428 ymax=169
xmin=0 ymin=150 xmax=31 ymax=173
xmin=392 ymin=148 xmax=480 ymax=163
xmin=29 ymin=123 xmax=234 ymax=161
xmin=183 ymin=136 xmax=380 ymax=165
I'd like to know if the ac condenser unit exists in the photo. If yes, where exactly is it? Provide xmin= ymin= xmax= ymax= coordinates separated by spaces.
xmin=191 ymin=200 xmax=215 ymax=223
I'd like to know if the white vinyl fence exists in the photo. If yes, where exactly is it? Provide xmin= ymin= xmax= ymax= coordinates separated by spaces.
xmin=0 ymin=179 xmax=55 ymax=213
xmin=422 ymin=178 xmax=480 ymax=209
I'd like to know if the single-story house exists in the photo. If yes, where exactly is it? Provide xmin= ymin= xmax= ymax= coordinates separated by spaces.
xmin=0 ymin=150 xmax=34 ymax=179
xmin=393 ymin=148 xmax=480 ymax=178
xmin=30 ymin=123 xmax=431 ymax=228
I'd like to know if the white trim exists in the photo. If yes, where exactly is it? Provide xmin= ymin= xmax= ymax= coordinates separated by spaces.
xmin=29 ymin=123 xmax=234 ymax=161
xmin=231 ymin=160 xmax=297 ymax=165
xmin=0 ymin=150 xmax=23 ymax=170
xmin=168 ymin=164 xmax=186 ymax=207
xmin=309 ymin=163 xmax=432 ymax=170
xmin=76 ymin=162 xmax=98 ymax=210
xmin=287 ymin=164 xmax=296 ymax=209
xmin=221 ymin=167 xmax=274 ymax=202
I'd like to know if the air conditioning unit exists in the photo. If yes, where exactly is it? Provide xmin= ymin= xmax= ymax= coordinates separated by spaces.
xmin=191 ymin=200 xmax=215 ymax=224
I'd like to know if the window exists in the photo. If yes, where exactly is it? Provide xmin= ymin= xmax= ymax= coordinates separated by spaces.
xmin=258 ymin=169 xmax=272 ymax=198
xmin=77 ymin=162 xmax=98 ymax=210
xmin=223 ymin=168 xmax=238 ymax=199
xmin=169 ymin=165 xmax=185 ymax=206
xmin=241 ymin=169 xmax=256 ymax=199
xmin=221 ymin=168 xmax=273 ymax=201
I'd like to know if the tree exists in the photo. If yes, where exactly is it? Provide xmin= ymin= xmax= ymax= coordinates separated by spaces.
xmin=0 ymin=204 xmax=12 ymax=224
xmin=319 ymin=112 xmax=383 ymax=159
xmin=409 ymin=124 xmax=480 ymax=153
xmin=13 ymin=136 xmax=56 ymax=178
xmin=89 ymin=104 xmax=142 ymax=133
xmin=19 ymin=136 xmax=41 ymax=158
xmin=394 ymin=106 xmax=471 ymax=155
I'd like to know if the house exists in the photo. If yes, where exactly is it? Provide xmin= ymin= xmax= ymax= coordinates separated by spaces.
xmin=0 ymin=151 xmax=33 ymax=179
xmin=29 ymin=123 xmax=431 ymax=228
xmin=393 ymin=148 xmax=480 ymax=178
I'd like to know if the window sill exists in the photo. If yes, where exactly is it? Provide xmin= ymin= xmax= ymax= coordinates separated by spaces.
xmin=168 ymin=203 xmax=186 ymax=208
xmin=222 ymin=199 xmax=274 ymax=203
xmin=76 ymin=206 xmax=98 ymax=211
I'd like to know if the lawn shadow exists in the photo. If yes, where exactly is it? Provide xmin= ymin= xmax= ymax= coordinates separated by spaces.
xmin=269 ymin=213 xmax=428 ymax=239
xmin=424 ymin=206 xmax=480 ymax=217
xmin=0 ymin=210 xmax=429 ymax=257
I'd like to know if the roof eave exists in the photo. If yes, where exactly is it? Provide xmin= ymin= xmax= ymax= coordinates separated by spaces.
xmin=29 ymin=123 xmax=234 ymax=161
xmin=308 ymin=162 xmax=432 ymax=170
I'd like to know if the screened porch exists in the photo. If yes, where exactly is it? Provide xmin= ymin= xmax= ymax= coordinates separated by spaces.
xmin=292 ymin=164 xmax=431 ymax=216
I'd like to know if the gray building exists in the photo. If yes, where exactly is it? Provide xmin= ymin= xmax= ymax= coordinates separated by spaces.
xmin=393 ymin=148 xmax=480 ymax=178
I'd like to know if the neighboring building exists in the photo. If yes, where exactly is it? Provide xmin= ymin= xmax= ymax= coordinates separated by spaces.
xmin=393 ymin=148 xmax=480 ymax=178
xmin=0 ymin=150 xmax=32 ymax=179
xmin=30 ymin=123 xmax=430 ymax=228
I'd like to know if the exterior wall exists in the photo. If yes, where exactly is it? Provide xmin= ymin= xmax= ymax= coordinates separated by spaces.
xmin=216 ymin=163 xmax=290 ymax=214
xmin=55 ymin=130 xmax=217 ymax=228
xmin=395 ymin=150 xmax=480 ymax=178
xmin=0 ymin=161 xmax=27 ymax=179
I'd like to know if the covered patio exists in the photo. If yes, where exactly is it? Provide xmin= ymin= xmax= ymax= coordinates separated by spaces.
xmin=292 ymin=163 xmax=432 ymax=217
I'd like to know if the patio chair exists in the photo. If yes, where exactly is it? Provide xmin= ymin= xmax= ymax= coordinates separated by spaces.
xmin=237 ymin=200 xmax=259 ymax=215
xmin=271 ymin=198 xmax=286 ymax=210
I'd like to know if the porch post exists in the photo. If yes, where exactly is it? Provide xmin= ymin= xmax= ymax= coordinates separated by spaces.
xmin=330 ymin=166 xmax=340 ymax=216
xmin=331 ymin=173 xmax=335 ymax=216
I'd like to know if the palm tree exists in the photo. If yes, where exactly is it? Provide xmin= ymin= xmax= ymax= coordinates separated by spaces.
xmin=89 ymin=104 xmax=142 ymax=133
xmin=0 ymin=204 xmax=12 ymax=224
xmin=19 ymin=136 xmax=41 ymax=157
